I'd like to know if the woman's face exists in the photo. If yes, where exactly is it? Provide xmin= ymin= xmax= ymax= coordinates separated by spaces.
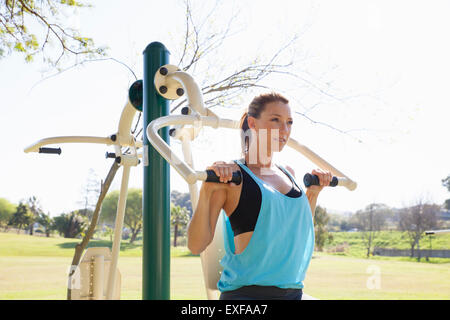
xmin=248 ymin=101 xmax=293 ymax=155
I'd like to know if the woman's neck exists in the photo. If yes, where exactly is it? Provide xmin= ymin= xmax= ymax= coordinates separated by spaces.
xmin=244 ymin=153 xmax=276 ymax=173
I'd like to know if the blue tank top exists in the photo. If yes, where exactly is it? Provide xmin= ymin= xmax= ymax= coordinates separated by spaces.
xmin=217 ymin=159 xmax=315 ymax=292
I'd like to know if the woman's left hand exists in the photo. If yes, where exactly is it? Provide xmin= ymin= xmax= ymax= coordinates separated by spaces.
xmin=306 ymin=168 xmax=333 ymax=194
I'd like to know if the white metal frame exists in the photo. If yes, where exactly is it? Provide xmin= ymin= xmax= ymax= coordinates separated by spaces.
xmin=425 ymin=229 xmax=450 ymax=235
xmin=147 ymin=64 xmax=358 ymax=300
xmin=24 ymin=63 xmax=358 ymax=300
xmin=25 ymin=100 xmax=141 ymax=300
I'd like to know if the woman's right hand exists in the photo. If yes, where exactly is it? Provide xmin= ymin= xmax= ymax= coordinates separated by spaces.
xmin=201 ymin=161 xmax=241 ymax=193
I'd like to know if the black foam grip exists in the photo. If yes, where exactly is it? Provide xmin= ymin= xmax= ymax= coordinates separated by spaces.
xmin=303 ymin=173 xmax=338 ymax=187
xmin=205 ymin=170 xmax=242 ymax=185
xmin=39 ymin=147 xmax=62 ymax=155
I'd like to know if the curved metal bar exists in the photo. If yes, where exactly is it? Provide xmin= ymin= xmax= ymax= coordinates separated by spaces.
xmin=146 ymin=114 xmax=238 ymax=184
xmin=24 ymin=136 xmax=114 ymax=153
xmin=146 ymin=114 xmax=357 ymax=190
xmin=168 ymin=71 xmax=207 ymax=115
xmin=24 ymin=100 xmax=143 ymax=154
xmin=286 ymin=139 xmax=357 ymax=191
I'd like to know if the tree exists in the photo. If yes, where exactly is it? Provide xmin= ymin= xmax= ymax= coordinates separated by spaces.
xmin=398 ymin=201 xmax=440 ymax=261
xmin=0 ymin=198 xmax=16 ymax=230
xmin=442 ymin=175 xmax=450 ymax=210
xmin=26 ymin=195 xmax=42 ymax=235
xmin=354 ymin=203 xmax=389 ymax=258
xmin=0 ymin=0 xmax=106 ymax=67
xmin=314 ymin=206 xmax=333 ymax=251
xmin=100 ymin=188 xmax=142 ymax=244
xmin=52 ymin=210 xmax=88 ymax=238
xmin=77 ymin=168 xmax=101 ymax=220
xmin=102 ymin=225 xmax=113 ymax=243
xmin=125 ymin=0 xmax=360 ymax=147
xmin=36 ymin=211 xmax=53 ymax=237
xmin=171 ymin=190 xmax=193 ymax=216
xmin=442 ymin=175 xmax=450 ymax=191
xmin=8 ymin=201 xmax=33 ymax=233
xmin=444 ymin=199 xmax=450 ymax=211
xmin=170 ymin=204 xmax=190 ymax=247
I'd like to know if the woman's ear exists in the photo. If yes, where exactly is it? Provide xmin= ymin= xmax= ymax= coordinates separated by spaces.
xmin=247 ymin=116 xmax=256 ymax=130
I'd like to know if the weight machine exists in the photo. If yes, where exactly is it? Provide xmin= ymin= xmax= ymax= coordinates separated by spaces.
xmin=24 ymin=42 xmax=357 ymax=300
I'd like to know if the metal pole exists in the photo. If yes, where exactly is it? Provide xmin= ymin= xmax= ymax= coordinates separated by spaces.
xmin=106 ymin=164 xmax=131 ymax=300
xmin=142 ymin=42 xmax=171 ymax=300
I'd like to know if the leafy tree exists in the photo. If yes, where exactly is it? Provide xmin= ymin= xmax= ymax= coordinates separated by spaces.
xmin=36 ymin=211 xmax=53 ymax=237
xmin=52 ymin=210 xmax=88 ymax=238
xmin=26 ymin=196 xmax=42 ymax=235
xmin=100 ymin=188 xmax=142 ymax=243
xmin=171 ymin=204 xmax=190 ymax=247
xmin=0 ymin=0 xmax=107 ymax=66
xmin=8 ymin=201 xmax=33 ymax=232
xmin=313 ymin=206 xmax=333 ymax=251
xmin=171 ymin=190 xmax=193 ymax=216
xmin=442 ymin=175 xmax=450 ymax=191
xmin=102 ymin=225 xmax=113 ymax=243
xmin=0 ymin=198 xmax=16 ymax=230
xmin=444 ymin=199 xmax=450 ymax=211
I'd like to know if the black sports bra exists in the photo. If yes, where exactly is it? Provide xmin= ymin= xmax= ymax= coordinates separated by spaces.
xmin=228 ymin=161 xmax=302 ymax=236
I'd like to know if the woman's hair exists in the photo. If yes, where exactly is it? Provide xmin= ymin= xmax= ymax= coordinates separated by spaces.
xmin=239 ymin=92 xmax=289 ymax=155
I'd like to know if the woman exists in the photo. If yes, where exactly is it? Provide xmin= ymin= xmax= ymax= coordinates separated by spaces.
xmin=187 ymin=92 xmax=332 ymax=300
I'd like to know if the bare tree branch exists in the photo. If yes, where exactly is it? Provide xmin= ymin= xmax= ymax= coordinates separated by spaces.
xmin=29 ymin=57 xmax=137 ymax=94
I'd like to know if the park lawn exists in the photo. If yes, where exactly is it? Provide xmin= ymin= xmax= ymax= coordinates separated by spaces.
xmin=0 ymin=255 xmax=206 ymax=300
xmin=0 ymin=232 xmax=144 ymax=257
xmin=1 ymin=232 xmax=449 ymax=300
xmin=304 ymin=253 xmax=450 ymax=300
xmin=1 ymin=254 xmax=449 ymax=300
xmin=325 ymin=230 xmax=450 ymax=261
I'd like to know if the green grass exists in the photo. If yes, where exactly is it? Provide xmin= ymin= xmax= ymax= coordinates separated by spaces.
xmin=1 ymin=232 xmax=449 ymax=300
xmin=0 ymin=233 xmax=195 ymax=258
xmin=324 ymin=230 xmax=450 ymax=263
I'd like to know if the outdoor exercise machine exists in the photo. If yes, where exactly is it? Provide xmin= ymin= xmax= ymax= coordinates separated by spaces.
xmin=24 ymin=80 xmax=143 ymax=299
xmin=24 ymin=41 xmax=357 ymax=300
xmin=145 ymin=43 xmax=357 ymax=300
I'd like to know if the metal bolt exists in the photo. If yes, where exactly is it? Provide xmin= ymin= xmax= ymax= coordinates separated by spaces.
xmin=176 ymin=88 xmax=184 ymax=96
xmin=159 ymin=67 xmax=168 ymax=76
xmin=181 ymin=106 xmax=190 ymax=115
xmin=159 ymin=86 xmax=168 ymax=94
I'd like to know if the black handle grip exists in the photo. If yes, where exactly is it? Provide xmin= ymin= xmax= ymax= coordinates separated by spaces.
xmin=303 ymin=173 xmax=338 ymax=187
xmin=205 ymin=170 xmax=242 ymax=185
xmin=39 ymin=147 xmax=61 ymax=155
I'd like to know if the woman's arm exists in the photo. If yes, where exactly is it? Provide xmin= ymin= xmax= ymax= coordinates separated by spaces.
xmin=187 ymin=161 xmax=240 ymax=255
xmin=287 ymin=166 xmax=331 ymax=219
xmin=187 ymin=185 xmax=226 ymax=255
xmin=306 ymin=189 xmax=320 ymax=218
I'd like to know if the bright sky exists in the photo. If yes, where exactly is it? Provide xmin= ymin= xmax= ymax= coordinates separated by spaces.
xmin=0 ymin=0 xmax=449 ymax=217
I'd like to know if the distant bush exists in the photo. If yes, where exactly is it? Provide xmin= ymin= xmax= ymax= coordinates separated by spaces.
xmin=326 ymin=241 xmax=350 ymax=254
